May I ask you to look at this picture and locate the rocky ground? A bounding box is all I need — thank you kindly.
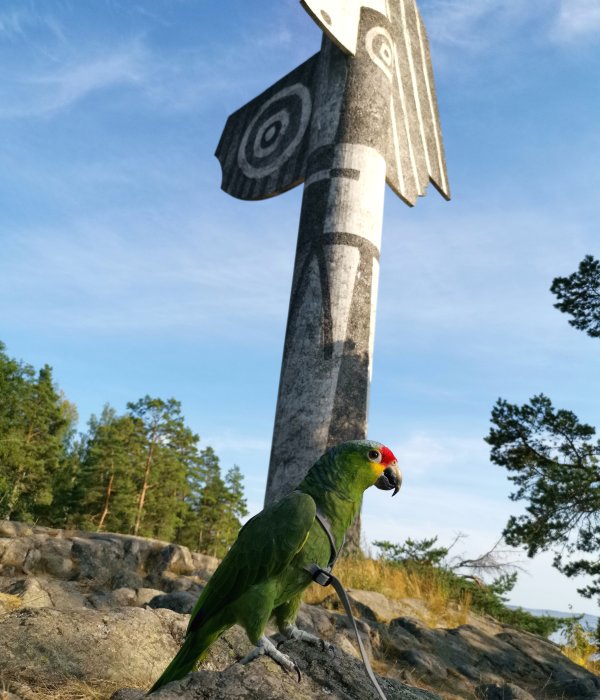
[0,521,598,700]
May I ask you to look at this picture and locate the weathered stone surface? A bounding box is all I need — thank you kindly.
[148,591,197,614]
[0,523,218,594]
[476,683,536,700]
[396,648,448,682]
[136,587,167,606]
[0,606,185,687]
[381,614,600,699]
[0,521,35,537]
[2,522,599,700]
[113,636,442,700]
[0,537,31,572]
[157,571,204,594]
[34,576,89,609]
[36,537,75,579]
[190,552,219,578]
[294,600,370,661]
[346,588,406,623]
[89,587,138,610]
[152,544,194,577]
[2,577,53,608]
[89,585,166,609]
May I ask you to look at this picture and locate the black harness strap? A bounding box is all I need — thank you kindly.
[314,509,341,569]
[305,509,389,700]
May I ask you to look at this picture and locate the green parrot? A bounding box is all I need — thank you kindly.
[148,439,401,694]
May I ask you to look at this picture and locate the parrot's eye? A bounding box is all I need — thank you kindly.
[368,449,382,462]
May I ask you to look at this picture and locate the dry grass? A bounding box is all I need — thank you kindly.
[0,593,23,616]
[302,557,471,628]
[0,677,145,700]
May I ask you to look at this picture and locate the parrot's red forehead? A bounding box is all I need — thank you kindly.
[380,446,397,464]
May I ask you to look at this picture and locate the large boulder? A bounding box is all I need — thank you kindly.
[476,683,536,700]
[0,522,219,592]
[148,591,198,614]
[346,588,407,623]
[382,615,600,699]
[112,633,444,700]
[2,577,53,608]
[0,606,185,689]
[1,523,599,700]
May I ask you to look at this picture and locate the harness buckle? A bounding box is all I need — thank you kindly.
[305,563,333,587]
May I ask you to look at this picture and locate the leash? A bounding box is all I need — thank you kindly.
[305,509,389,700]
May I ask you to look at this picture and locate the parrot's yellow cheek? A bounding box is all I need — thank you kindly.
[369,462,385,481]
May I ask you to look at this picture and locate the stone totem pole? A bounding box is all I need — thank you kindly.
[216,0,450,517]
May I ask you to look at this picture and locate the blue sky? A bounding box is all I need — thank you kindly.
[1,0,599,615]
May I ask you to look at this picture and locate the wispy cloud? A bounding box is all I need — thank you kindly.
[0,211,294,337]
[422,0,600,55]
[0,40,147,118]
[553,0,600,40]
[0,18,295,120]
[0,7,65,43]
[421,0,547,50]
[0,8,30,38]
[30,46,146,114]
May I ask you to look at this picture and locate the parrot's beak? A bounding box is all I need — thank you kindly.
[375,461,402,496]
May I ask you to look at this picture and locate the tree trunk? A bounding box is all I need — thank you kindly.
[97,472,114,532]
[133,433,156,536]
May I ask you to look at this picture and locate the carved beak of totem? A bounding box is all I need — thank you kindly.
[375,461,402,496]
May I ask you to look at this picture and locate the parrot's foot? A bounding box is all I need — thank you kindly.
[239,636,302,682]
[280,624,335,654]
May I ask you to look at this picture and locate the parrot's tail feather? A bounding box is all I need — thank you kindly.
[147,627,216,695]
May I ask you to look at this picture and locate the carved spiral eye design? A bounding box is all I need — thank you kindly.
[237,84,312,179]
[365,26,395,82]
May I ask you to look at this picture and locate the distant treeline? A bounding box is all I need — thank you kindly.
[0,341,247,557]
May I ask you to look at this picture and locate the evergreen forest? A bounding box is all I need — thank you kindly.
[0,341,247,558]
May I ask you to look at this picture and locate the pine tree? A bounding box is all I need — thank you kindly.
[220,464,248,547]
[486,395,600,597]
[488,255,600,596]
[176,448,248,557]
[126,396,200,541]
[0,341,250,553]
[70,406,145,533]
[0,345,74,522]
[36,394,79,527]
[551,255,600,338]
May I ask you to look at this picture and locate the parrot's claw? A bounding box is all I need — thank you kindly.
[284,661,302,683]
[240,636,301,682]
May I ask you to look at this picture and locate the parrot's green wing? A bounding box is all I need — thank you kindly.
[187,491,316,630]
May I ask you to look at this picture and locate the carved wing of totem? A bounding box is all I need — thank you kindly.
[215,55,319,201]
